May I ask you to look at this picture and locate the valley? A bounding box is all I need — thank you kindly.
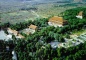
[0,0,86,60]
[0,0,86,24]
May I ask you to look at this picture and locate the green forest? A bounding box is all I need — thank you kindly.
[0,7,86,60]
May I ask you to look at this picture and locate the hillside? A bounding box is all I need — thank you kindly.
[0,7,86,60]
[0,0,72,3]
[0,0,86,24]
[73,0,86,3]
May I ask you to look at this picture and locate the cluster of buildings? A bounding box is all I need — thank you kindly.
[4,11,83,39]
[46,11,84,48]
[21,24,38,35]
[48,11,83,27]
[7,28,25,39]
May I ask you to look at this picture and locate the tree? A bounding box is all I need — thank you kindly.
[65,34,70,39]
[58,36,65,42]
[54,33,59,40]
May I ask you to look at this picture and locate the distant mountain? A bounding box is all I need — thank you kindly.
[20,0,73,3]
[0,0,72,2]
[0,0,86,3]
[73,0,86,2]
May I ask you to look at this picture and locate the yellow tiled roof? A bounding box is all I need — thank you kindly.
[29,24,37,30]
[49,16,67,24]
[18,34,25,38]
[8,28,18,35]
[78,11,83,16]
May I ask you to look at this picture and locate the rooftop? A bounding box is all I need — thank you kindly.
[78,11,83,16]
[17,34,25,38]
[49,16,66,23]
[8,28,18,35]
[29,24,37,30]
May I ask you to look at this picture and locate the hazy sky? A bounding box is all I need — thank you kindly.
[0,0,85,1]
[0,0,71,3]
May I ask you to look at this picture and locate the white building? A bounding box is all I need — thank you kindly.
[7,28,24,39]
[0,30,7,40]
[7,28,18,36]
[6,35,12,41]
[28,24,37,34]
[16,34,24,39]
[76,11,83,19]
[12,50,17,60]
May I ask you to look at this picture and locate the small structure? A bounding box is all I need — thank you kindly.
[6,34,12,41]
[6,46,10,51]
[0,30,13,41]
[0,30,7,40]
[48,16,67,27]
[16,34,25,39]
[12,50,17,60]
[7,28,24,39]
[26,32,31,35]
[7,28,18,36]
[76,11,83,19]
[50,41,60,49]
[28,24,37,34]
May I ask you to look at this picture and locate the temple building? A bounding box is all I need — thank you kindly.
[76,11,83,19]
[28,24,38,34]
[48,16,68,27]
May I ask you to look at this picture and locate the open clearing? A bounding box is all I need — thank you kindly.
[0,10,37,24]
[0,2,86,24]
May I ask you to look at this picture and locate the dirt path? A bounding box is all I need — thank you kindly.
[31,10,40,18]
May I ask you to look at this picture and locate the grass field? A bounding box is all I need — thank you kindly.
[0,10,37,24]
[72,29,86,36]
[0,2,86,24]
[36,3,77,18]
